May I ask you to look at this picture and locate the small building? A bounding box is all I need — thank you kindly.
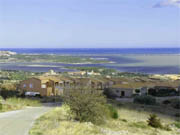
[106,84,134,98]
[44,70,57,76]
[87,70,101,76]
[19,76,64,96]
[68,71,86,76]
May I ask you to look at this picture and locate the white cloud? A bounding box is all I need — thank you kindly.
[154,0,180,8]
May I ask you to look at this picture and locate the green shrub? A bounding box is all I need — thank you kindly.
[147,114,162,128]
[121,119,127,122]
[134,95,156,105]
[0,89,19,99]
[174,113,180,117]
[162,100,171,105]
[64,87,108,125]
[171,99,180,109]
[174,121,180,129]
[0,103,2,110]
[107,104,119,119]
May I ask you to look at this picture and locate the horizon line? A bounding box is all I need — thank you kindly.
[0,47,180,49]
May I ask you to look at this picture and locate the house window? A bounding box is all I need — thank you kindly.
[29,84,33,88]
[121,91,125,97]
[23,84,26,88]
[41,84,46,88]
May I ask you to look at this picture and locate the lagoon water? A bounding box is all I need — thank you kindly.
[0,48,180,74]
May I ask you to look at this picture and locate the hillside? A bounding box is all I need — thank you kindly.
[29,103,180,135]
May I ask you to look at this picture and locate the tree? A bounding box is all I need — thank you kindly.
[63,87,108,124]
[147,114,162,128]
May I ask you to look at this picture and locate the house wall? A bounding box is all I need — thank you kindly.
[47,87,53,96]
[19,78,48,96]
[112,88,133,97]
[48,80,56,95]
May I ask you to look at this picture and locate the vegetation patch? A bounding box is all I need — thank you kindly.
[0,97,41,112]
[129,121,149,129]
[174,121,180,129]
[29,104,179,135]
[171,99,180,109]
[0,103,21,112]
[63,88,108,124]
[107,104,119,119]
[0,90,19,99]
[6,97,41,107]
[147,114,163,128]
[134,95,156,105]
[8,54,110,64]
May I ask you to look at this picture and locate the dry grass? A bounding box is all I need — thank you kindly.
[0,103,21,112]
[6,97,41,107]
[0,97,41,112]
[29,105,180,135]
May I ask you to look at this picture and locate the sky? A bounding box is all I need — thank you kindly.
[0,0,179,48]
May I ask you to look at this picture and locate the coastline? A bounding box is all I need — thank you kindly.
[0,49,179,74]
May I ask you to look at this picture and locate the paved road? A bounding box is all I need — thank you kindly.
[0,106,53,135]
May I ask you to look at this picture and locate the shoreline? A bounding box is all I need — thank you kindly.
[0,68,179,76]
[0,53,179,74]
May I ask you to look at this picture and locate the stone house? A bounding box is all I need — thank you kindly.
[106,84,134,98]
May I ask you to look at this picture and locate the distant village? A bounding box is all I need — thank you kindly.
[0,69,179,99]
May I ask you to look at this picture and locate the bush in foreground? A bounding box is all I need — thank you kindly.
[174,121,180,129]
[107,104,119,119]
[134,95,156,105]
[64,87,108,124]
[0,103,2,110]
[147,114,162,128]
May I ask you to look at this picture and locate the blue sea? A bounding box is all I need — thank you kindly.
[0,48,180,74]
[0,48,180,55]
